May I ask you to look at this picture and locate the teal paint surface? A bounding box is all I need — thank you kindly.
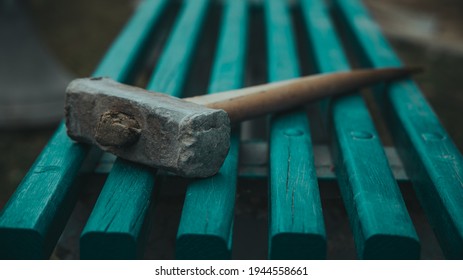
[266,0,326,260]
[301,0,419,259]
[0,0,169,259]
[0,124,88,259]
[333,0,463,259]
[176,0,247,260]
[80,159,155,259]
[146,0,210,97]
[80,0,210,259]
[93,0,170,81]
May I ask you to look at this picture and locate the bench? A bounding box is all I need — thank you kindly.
[1,0,462,260]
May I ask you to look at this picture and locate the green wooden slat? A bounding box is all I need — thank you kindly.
[80,0,210,259]
[301,0,419,259]
[333,0,463,259]
[93,0,170,81]
[80,159,154,259]
[0,0,168,260]
[266,0,326,260]
[176,0,247,260]
[147,0,210,97]
[0,124,87,260]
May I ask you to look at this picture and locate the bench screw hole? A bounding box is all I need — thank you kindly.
[351,131,374,140]
[422,132,445,141]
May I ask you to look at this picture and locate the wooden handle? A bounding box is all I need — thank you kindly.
[184,66,421,123]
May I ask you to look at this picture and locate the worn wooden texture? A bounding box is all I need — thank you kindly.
[266,0,326,260]
[80,159,155,259]
[176,0,247,260]
[301,0,419,259]
[0,125,87,259]
[333,0,463,259]
[80,0,210,259]
[0,0,168,260]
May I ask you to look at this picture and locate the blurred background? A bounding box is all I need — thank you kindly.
[0,0,135,207]
[0,0,462,258]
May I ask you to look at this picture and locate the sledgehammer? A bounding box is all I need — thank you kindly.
[65,67,420,177]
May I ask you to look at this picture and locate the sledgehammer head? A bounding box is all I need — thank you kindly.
[65,77,230,178]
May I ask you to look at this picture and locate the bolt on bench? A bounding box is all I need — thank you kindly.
[1,0,463,260]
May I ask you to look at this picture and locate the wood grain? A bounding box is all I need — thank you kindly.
[80,159,155,259]
[266,0,326,260]
[301,0,419,259]
[333,0,463,259]
[176,0,247,259]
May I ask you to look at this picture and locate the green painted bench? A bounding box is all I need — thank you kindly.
[1,0,462,260]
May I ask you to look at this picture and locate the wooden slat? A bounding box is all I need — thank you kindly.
[265,0,326,260]
[80,160,155,259]
[93,0,169,81]
[301,0,419,259]
[80,0,210,259]
[0,0,168,259]
[176,0,247,260]
[333,0,463,259]
[147,0,210,98]
[0,124,87,260]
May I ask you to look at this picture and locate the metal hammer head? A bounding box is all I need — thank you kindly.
[65,77,230,178]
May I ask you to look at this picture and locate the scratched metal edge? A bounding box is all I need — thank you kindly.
[332,0,463,259]
[266,0,326,260]
[176,0,247,260]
